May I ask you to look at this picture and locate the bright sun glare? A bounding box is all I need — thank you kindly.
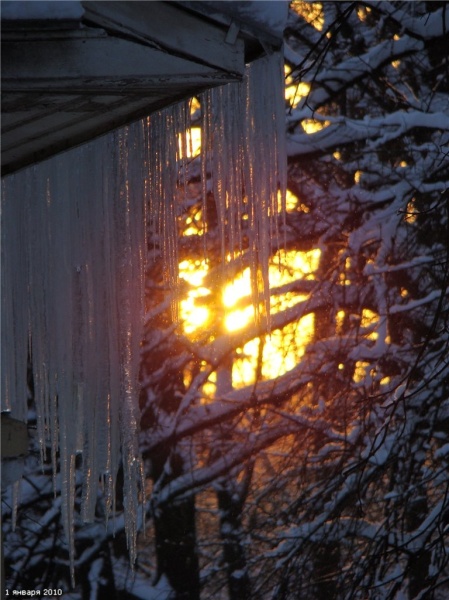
[177,78,385,392]
[179,223,321,388]
[179,260,210,334]
[177,91,324,391]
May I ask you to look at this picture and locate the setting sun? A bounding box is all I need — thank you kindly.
[179,259,210,334]
[178,245,321,388]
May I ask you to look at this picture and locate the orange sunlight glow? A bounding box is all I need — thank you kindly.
[179,259,210,334]
[220,248,321,386]
[291,2,324,31]
[178,127,201,160]
[285,64,311,110]
[179,246,321,387]
[302,119,331,134]
[174,99,322,390]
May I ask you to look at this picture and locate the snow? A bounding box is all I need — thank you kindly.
[390,289,444,314]
[229,1,289,37]
[366,1,449,39]
[292,35,424,113]
[1,1,84,20]
[192,1,289,38]
[435,443,449,459]
[287,110,449,157]
[129,573,174,600]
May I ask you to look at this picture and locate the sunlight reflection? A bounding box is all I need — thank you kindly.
[178,127,201,159]
[285,64,311,110]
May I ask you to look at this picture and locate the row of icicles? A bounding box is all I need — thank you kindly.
[1,51,286,583]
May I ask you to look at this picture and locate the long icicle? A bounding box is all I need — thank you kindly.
[1,47,286,580]
[197,51,287,328]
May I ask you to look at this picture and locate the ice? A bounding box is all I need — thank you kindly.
[147,51,286,326]
[1,126,148,571]
[1,47,286,573]
[1,175,29,420]
[196,51,287,327]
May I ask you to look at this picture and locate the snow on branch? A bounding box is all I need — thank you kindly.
[141,355,319,459]
[366,1,449,40]
[152,423,297,507]
[389,289,446,315]
[288,110,449,157]
[294,35,423,112]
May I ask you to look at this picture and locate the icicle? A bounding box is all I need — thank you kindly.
[1,174,29,420]
[200,92,212,261]
[197,51,287,328]
[1,119,149,573]
[148,103,193,320]
[1,41,286,580]
[11,480,21,531]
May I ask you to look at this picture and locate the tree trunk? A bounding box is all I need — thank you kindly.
[216,482,251,600]
[214,357,252,599]
[150,446,200,600]
[154,494,200,600]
